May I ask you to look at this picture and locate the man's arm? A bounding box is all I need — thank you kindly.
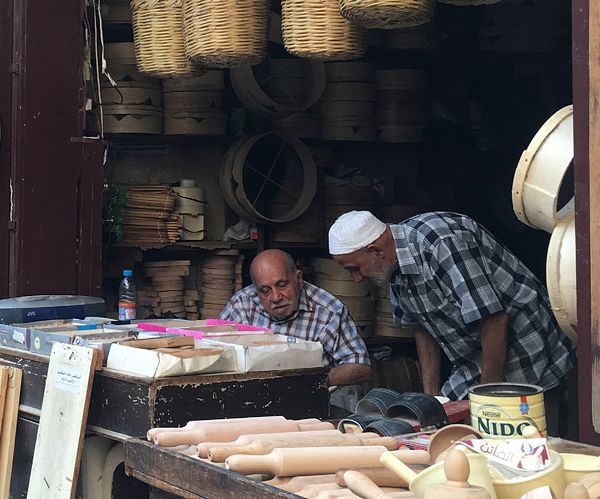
[328,363,372,386]
[480,311,508,384]
[415,327,441,395]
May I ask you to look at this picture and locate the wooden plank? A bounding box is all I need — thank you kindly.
[0,367,10,438]
[125,438,298,499]
[27,344,97,499]
[0,367,23,497]
[590,0,600,434]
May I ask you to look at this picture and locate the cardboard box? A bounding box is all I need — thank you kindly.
[194,334,324,373]
[0,323,30,351]
[106,336,227,378]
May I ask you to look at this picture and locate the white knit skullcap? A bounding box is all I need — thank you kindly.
[328,211,387,255]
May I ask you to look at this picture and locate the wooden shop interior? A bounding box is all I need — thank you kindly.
[1,0,600,498]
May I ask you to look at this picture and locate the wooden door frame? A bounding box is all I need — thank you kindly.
[572,0,600,444]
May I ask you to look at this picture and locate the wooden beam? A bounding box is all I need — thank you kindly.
[590,1,600,435]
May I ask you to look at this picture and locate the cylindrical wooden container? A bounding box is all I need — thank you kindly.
[131,0,201,77]
[281,0,367,61]
[182,0,270,68]
[103,105,162,134]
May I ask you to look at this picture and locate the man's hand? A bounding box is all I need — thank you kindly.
[328,364,373,386]
[415,327,441,395]
[480,311,508,384]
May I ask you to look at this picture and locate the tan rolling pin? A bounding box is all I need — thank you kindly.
[197,430,379,458]
[336,468,409,488]
[154,419,333,447]
[578,472,600,498]
[265,474,337,493]
[564,483,591,499]
[343,470,392,499]
[226,445,389,476]
[147,416,288,440]
[209,435,398,462]
[297,483,343,497]
[389,449,431,465]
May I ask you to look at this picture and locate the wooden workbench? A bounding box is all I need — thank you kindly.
[0,346,329,498]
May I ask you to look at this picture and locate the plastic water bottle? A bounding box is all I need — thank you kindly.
[118,269,137,321]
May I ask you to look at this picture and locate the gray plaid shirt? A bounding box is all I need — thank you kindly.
[218,282,371,367]
[389,212,575,400]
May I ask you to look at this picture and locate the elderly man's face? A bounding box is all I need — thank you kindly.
[253,262,303,321]
[334,249,395,287]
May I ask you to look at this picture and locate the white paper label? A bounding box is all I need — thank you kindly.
[54,364,83,393]
[12,331,25,343]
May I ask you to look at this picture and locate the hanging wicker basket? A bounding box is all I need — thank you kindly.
[339,0,435,29]
[131,0,201,77]
[182,0,270,68]
[439,0,499,4]
[281,0,367,61]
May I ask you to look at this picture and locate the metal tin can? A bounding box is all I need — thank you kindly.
[469,383,547,438]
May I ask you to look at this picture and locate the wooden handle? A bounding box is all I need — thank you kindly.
[147,415,287,440]
[209,434,397,462]
[380,451,417,485]
[389,449,431,465]
[298,422,336,431]
[343,470,390,499]
[367,437,398,450]
[155,419,302,447]
[228,446,389,476]
[197,430,344,458]
[336,468,408,488]
[208,442,262,462]
[564,483,590,499]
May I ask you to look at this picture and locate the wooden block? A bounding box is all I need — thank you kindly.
[144,260,192,268]
[0,367,22,498]
[27,344,97,499]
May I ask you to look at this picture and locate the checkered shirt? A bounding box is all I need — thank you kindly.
[389,212,575,400]
[218,281,371,367]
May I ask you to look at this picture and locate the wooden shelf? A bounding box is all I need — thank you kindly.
[108,240,258,251]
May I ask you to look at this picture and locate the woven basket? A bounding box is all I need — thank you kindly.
[339,0,435,29]
[440,0,499,4]
[281,0,367,61]
[182,0,270,68]
[131,0,200,77]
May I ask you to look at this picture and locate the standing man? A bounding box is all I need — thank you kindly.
[328,211,575,430]
[218,249,372,386]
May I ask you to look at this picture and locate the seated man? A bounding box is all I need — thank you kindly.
[218,249,372,386]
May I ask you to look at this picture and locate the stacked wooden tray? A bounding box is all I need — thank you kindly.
[102,48,163,134]
[198,251,244,319]
[162,71,228,135]
[143,260,192,318]
[120,185,180,245]
[319,62,377,141]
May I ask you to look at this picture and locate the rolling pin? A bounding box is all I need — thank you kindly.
[336,468,409,488]
[154,419,333,447]
[209,435,398,462]
[197,431,379,458]
[226,446,389,476]
[343,470,392,499]
[578,472,600,498]
[297,483,343,498]
[389,450,431,465]
[147,416,288,440]
[564,483,590,499]
[265,474,337,493]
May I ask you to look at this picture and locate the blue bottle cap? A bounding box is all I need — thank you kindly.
[123,269,133,277]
